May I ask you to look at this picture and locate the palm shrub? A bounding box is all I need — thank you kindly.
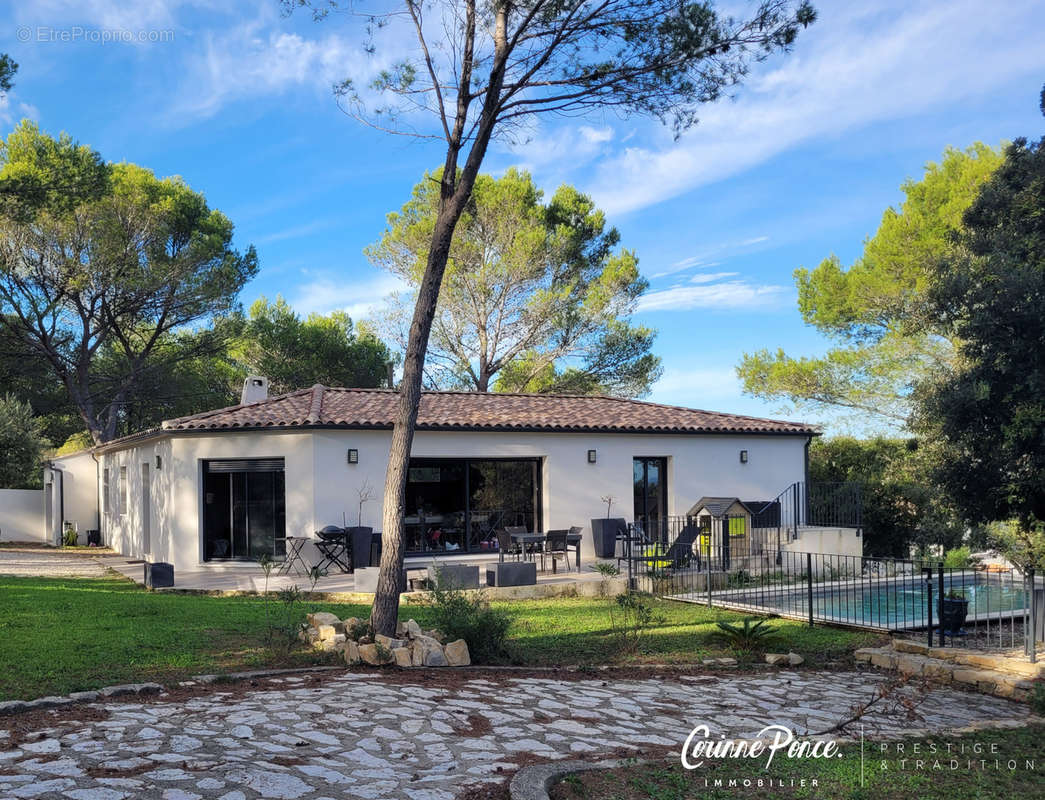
[710,617,778,653]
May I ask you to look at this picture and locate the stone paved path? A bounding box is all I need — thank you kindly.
[0,671,1036,799]
[0,550,109,578]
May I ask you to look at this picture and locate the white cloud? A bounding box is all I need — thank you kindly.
[173,25,378,119]
[0,93,40,127]
[582,0,1045,215]
[637,280,788,312]
[689,271,738,284]
[291,272,408,321]
[15,0,187,32]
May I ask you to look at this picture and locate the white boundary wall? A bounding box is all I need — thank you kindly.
[0,489,44,543]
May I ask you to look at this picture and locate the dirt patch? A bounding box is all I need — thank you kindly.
[86,761,162,779]
[452,712,494,738]
[1,704,110,747]
[456,779,511,800]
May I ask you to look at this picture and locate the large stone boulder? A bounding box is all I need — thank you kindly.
[307,612,341,628]
[375,634,406,651]
[403,619,422,638]
[359,643,393,666]
[411,635,448,667]
[392,647,413,668]
[765,653,789,666]
[444,639,470,667]
[787,652,804,666]
[317,623,345,641]
[343,640,361,665]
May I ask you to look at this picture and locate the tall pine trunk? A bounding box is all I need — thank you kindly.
[370,202,464,634]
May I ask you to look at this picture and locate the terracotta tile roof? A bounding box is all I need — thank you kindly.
[159,386,817,436]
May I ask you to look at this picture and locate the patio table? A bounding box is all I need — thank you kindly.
[509,531,582,571]
[277,536,311,576]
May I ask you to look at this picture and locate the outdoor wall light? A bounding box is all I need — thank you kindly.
[347,449,359,464]
[587,449,597,464]
[739,450,748,463]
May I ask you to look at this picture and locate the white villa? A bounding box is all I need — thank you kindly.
[44,378,844,573]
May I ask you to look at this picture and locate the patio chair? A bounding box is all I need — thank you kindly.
[496,529,522,561]
[504,524,532,559]
[542,529,572,574]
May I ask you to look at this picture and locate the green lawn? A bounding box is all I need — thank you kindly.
[549,725,1045,799]
[0,574,880,701]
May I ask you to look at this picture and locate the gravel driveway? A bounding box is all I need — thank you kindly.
[0,548,110,578]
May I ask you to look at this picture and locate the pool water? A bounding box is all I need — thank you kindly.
[708,573,1027,630]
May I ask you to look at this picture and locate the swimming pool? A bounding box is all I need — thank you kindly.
[673,571,1027,631]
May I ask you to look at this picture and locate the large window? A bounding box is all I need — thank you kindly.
[202,459,286,561]
[119,466,128,516]
[633,457,667,540]
[405,458,540,555]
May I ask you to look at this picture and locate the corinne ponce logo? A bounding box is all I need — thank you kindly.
[681,724,842,771]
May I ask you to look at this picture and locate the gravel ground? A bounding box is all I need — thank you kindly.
[0,548,111,578]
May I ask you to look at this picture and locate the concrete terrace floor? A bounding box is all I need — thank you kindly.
[105,557,611,595]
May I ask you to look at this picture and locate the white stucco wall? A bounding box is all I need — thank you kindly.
[48,450,99,545]
[315,428,809,561]
[783,526,863,561]
[79,426,809,571]
[0,489,45,543]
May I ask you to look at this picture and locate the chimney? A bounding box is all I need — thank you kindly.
[386,361,395,389]
[241,376,269,405]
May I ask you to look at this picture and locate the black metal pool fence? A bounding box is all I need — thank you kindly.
[623,515,1040,661]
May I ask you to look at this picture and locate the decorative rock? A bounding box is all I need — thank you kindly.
[403,619,422,638]
[423,629,445,643]
[307,612,341,628]
[411,635,448,667]
[765,653,789,666]
[299,627,318,643]
[701,657,738,668]
[375,634,406,651]
[342,616,361,631]
[787,652,804,666]
[343,640,361,665]
[444,639,470,667]
[317,623,345,641]
[359,644,393,666]
[392,647,413,668]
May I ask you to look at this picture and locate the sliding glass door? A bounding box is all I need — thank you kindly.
[203,459,286,561]
[404,458,541,555]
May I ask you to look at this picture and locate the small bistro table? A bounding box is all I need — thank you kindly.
[278,535,311,576]
[507,531,582,571]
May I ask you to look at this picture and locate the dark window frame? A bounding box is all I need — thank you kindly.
[404,456,543,556]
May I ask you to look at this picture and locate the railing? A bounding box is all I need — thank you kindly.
[751,482,862,540]
[624,516,1038,660]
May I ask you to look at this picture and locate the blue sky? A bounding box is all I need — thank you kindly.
[4,0,1045,432]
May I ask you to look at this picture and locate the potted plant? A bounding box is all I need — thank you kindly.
[940,589,970,635]
[347,479,376,570]
[590,495,625,559]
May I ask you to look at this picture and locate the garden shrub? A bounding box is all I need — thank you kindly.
[421,578,513,663]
